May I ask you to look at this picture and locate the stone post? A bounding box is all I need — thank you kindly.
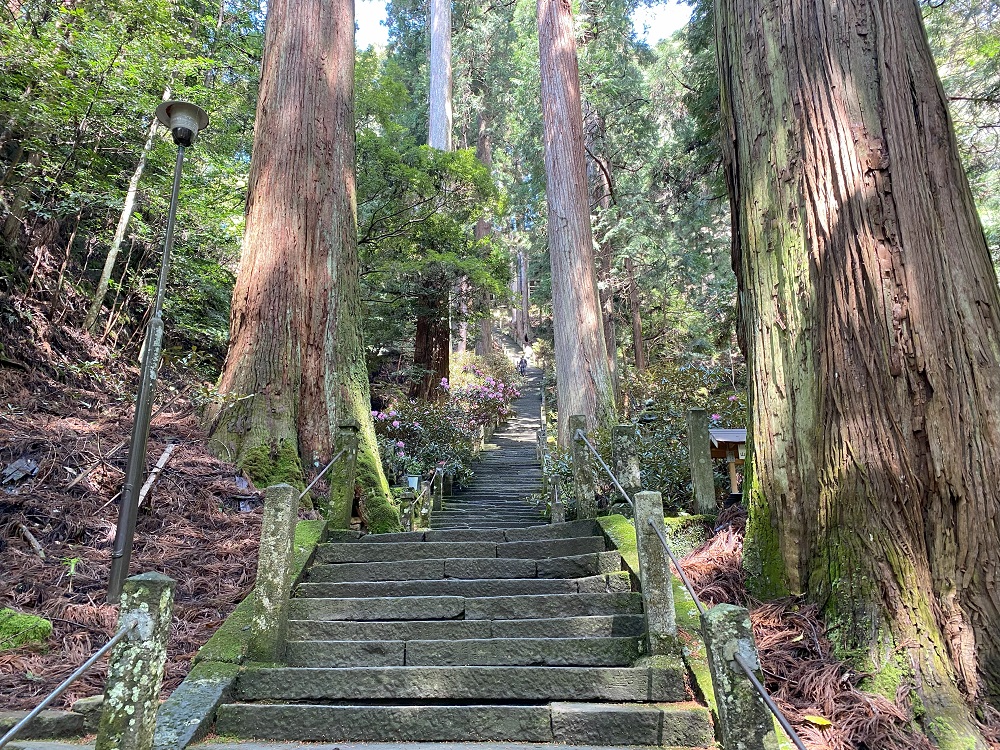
[570,415,597,519]
[612,424,642,501]
[433,469,444,511]
[418,480,432,530]
[550,477,565,524]
[401,492,415,532]
[329,422,359,529]
[247,484,298,662]
[687,408,716,514]
[633,491,677,654]
[96,572,175,750]
[701,604,780,750]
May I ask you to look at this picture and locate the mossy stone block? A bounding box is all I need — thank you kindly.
[0,609,53,650]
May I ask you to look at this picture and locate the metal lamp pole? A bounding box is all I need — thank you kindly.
[108,101,209,604]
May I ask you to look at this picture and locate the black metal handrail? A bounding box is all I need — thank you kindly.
[646,517,808,750]
[573,429,635,508]
[299,447,347,501]
[734,652,809,750]
[0,621,136,749]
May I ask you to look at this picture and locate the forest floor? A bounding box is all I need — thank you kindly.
[0,290,266,711]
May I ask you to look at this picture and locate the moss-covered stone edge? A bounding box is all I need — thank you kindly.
[0,608,53,651]
[152,660,240,750]
[193,519,326,666]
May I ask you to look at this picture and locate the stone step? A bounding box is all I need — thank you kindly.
[235,663,687,702]
[214,702,712,745]
[286,614,646,641]
[288,593,643,621]
[295,574,629,599]
[284,636,643,667]
[315,537,606,564]
[307,551,621,582]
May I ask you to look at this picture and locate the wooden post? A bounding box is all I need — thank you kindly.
[687,408,716,514]
[633,491,677,654]
[727,451,740,494]
[570,415,597,519]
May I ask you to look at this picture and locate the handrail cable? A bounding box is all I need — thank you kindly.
[647,516,706,616]
[734,652,809,750]
[0,621,137,750]
[299,448,347,501]
[573,429,634,508]
[646,517,808,750]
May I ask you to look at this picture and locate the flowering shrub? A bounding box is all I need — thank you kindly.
[372,353,522,486]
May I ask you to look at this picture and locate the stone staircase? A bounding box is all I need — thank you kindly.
[212,520,714,747]
[431,368,546,529]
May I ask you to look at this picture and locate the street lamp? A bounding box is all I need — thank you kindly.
[108,101,209,604]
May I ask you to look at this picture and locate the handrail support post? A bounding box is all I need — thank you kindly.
[633,490,677,654]
[570,415,598,519]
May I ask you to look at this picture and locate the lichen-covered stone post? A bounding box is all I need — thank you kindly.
[418,480,432,530]
[701,604,780,750]
[570,415,597,519]
[400,489,415,531]
[687,408,716,514]
[612,424,642,501]
[246,483,298,663]
[330,422,360,529]
[633,491,677,654]
[551,477,565,524]
[95,572,175,750]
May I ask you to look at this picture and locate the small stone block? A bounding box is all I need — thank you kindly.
[70,695,103,732]
[658,703,716,747]
[551,702,660,745]
[0,711,84,740]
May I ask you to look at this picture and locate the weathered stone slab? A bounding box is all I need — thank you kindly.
[490,615,645,639]
[576,573,632,594]
[235,666,653,702]
[286,640,404,667]
[288,596,465,621]
[296,578,578,599]
[659,703,715,747]
[423,529,507,542]
[496,537,605,559]
[443,558,536,579]
[325,530,362,542]
[464,593,642,620]
[535,551,621,578]
[551,703,660,746]
[152,661,238,750]
[214,704,552,743]
[316,542,496,563]
[360,531,425,543]
[70,696,103,733]
[0,711,84,740]
[404,637,642,667]
[307,559,445,583]
[287,619,492,642]
[639,654,691,702]
[502,520,599,541]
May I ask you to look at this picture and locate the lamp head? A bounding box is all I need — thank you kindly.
[155,101,210,147]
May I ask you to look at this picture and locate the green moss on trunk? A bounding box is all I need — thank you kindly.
[241,440,304,490]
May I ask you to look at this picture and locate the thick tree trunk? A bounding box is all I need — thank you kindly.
[590,147,618,400]
[625,256,645,371]
[85,88,169,333]
[409,291,450,401]
[537,0,616,445]
[206,0,395,528]
[718,0,1000,738]
[428,0,452,152]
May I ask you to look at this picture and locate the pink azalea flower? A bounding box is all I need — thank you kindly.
[392,420,401,428]
[711,413,722,421]
[396,441,405,448]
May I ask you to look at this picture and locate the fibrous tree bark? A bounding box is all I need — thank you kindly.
[206,0,397,530]
[85,87,170,333]
[537,0,616,445]
[625,256,645,371]
[473,111,494,357]
[718,0,1000,739]
[411,0,452,400]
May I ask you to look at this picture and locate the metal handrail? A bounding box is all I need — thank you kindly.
[299,448,348,501]
[646,517,808,750]
[0,621,136,749]
[573,429,634,508]
[734,652,809,750]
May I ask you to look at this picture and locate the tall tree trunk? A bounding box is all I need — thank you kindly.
[537,0,616,446]
[206,0,396,529]
[1,151,40,268]
[718,0,1000,739]
[589,145,618,400]
[85,88,169,333]
[474,112,494,357]
[625,256,645,371]
[412,0,452,398]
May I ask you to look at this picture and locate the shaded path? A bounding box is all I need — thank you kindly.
[430,368,546,529]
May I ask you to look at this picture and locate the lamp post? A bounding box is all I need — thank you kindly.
[108,101,209,604]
